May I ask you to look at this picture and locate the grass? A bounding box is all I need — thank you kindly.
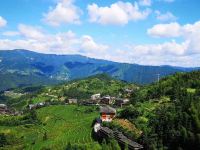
[0,105,100,150]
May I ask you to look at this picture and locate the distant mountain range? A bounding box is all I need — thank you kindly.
[0,49,199,91]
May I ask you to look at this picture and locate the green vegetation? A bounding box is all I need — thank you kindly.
[0,72,60,91]
[3,74,136,110]
[58,74,136,99]
[1,49,196,91]
[119,71,200,149]
[0,105,100,149]
[1,71,200,150]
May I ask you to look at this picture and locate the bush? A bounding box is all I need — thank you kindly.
[0,133,7,147]
[119,106,141,119]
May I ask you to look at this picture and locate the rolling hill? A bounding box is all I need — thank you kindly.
[3,74,136,109]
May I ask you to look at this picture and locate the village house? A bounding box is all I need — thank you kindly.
[124,88,133,93]
[28,104,37,110]
[91,93,101,100]
[28,102,46,110]
[68,98,78,104]
[115,98,130,108]
[38,102,45,107]
[81,100,99,106]
[0,104,8,114]
[100,106,116,122]
[100,95,113,105]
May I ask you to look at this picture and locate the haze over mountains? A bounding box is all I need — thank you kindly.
[0,49,199,91]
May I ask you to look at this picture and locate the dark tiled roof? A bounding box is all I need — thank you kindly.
[99,127,143,149]
[100,106,116,113]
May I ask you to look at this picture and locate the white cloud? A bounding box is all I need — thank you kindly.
[18,24,45,40]
[155,11,177,22]
[0,24,109,60]
[43,0,82,26]
[81,35,108,52]
[147,21,200,55]
[147,22,181,38]
[0,20,200,67]
[121,20,198,66]
[130,54,197,67]
[111,40,198,67]
[129,40,187,56]
[87,1,151,25]
[0,16,7,27]
[139,0,152,6]
[182,21,200,54]
[2,31,20,37]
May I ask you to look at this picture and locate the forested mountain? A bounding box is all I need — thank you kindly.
[0,49,198,91]
[123,71,200,149]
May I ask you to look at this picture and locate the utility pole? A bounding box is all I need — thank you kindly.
[157,74,160,82]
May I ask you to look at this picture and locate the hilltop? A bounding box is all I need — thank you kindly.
[2,74,137,110]
[119,71,200,149]
[0,49,198,91]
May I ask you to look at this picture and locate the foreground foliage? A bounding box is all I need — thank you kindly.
[122,71,200,149]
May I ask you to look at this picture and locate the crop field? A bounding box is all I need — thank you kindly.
[0,105,100,150]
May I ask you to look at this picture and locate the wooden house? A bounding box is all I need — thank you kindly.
[100,95,113,105]
[91,93,101,100]
[100,106,116,122]
[68,99,78,104]
[115,98,130,107]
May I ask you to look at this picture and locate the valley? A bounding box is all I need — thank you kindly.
[0,71,200,149]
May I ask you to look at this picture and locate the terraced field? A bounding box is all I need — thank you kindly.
[0,105,101,150]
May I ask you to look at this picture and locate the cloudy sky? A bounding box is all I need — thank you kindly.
[0,0,199,67]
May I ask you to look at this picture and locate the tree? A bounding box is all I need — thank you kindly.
[43,132,48,141]
[0,133,7,147]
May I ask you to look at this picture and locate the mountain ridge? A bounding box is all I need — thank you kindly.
[0,49,199,91]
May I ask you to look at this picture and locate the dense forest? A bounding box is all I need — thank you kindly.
[121,71,200,149]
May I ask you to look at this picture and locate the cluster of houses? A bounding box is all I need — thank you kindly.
[88,93,130,107]
[28,102,47,110]
[28,98,78,110]
[0,104,21,115]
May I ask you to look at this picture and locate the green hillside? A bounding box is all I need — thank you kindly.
[0,105,100,149]
[1,72,200,150]
[4,74,137,110]
[0,73,60,91]
[119,71,200,149]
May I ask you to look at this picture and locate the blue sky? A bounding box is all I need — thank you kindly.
[0,0,200,67]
